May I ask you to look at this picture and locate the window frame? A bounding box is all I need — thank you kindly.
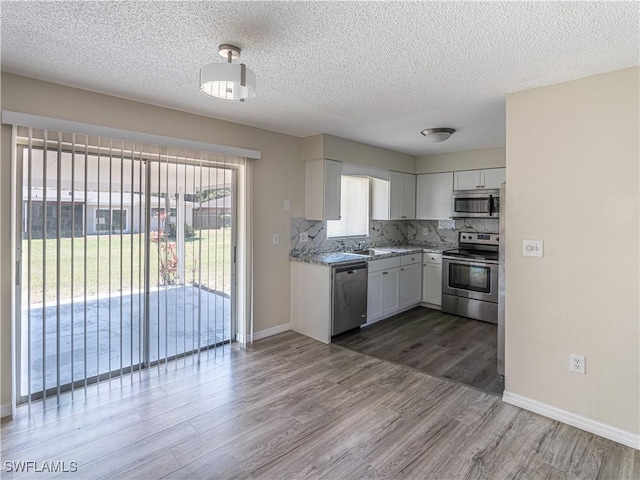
[326,175,370,239]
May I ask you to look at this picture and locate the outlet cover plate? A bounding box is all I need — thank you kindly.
[272,233,280,245]
[570,354,586,374]
[299,232,309,243]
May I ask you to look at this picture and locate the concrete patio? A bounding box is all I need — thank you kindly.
[20,285,231,396]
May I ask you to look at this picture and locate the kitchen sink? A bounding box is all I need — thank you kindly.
[352,248,392,256]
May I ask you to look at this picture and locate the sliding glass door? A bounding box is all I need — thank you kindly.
[16,129,235,406]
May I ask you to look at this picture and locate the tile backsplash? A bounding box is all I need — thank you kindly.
[290,217,499,256]
[290,218,405,256]
[405,218,499,246]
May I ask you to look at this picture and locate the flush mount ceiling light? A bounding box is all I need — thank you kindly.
[421,127,456,142]
[200,44,256,102]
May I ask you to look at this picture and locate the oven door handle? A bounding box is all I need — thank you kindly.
[489,194,494,216]
[443,257,498,267]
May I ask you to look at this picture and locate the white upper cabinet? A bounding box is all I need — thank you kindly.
[454,168,505,190]
[416,172,453,220]
[372,171,416,220]
[482,168,506,189]
[305,159,342,220]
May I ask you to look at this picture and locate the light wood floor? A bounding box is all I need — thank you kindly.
[1,331,638,479]
[334,307,505,396]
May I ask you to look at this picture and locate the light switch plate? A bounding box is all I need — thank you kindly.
[273,234,280,245]
[299,232,309,243]
[283,199,290,211]
[523,240,543,257]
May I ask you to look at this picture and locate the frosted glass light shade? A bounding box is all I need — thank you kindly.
[421,127,456,142]
[200,62,256,101]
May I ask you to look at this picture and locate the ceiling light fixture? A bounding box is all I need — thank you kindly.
[421,127,456,142]
[200,44,256,102]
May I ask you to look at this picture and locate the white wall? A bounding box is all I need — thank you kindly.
[505,67,639,438]
[416,147,505,174]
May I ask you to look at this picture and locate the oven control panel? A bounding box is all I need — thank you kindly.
[459,232,499,245]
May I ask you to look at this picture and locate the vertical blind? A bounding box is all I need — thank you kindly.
[16,126,243,408]
[327,175,370,238]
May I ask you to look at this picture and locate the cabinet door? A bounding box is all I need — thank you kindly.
[324,160,342,220]
[481,168,506,190]
[454,170,482,190]
[367,271,384,323]
[416,172,453,219]
[305,159,341,220]
[399,262,422,309]
[422,263,443,306]
[381,268,400,316]
[388,171,404,220]
[401,173,416,220]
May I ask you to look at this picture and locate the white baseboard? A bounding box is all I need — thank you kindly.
[503,391,640,450]
[253,323,291,342]
[419,302,441,310]
[1,403,12,419]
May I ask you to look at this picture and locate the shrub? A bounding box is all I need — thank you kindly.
[167,222,196,239]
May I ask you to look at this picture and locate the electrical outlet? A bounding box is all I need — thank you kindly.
[423,228,429,236]
[570,354,586,375]
[299,232,309,243]
[272,233,280,245]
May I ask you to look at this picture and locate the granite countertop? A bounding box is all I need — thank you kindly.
[290,244,455,266]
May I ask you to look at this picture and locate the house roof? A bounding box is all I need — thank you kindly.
[22,187,194,207]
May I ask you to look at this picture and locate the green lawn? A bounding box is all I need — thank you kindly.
[22,228,232,303]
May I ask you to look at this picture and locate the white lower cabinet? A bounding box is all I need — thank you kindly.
[381,269,401,316]
[399,262,422,309]
[367,268,400,324]
[422,253,443,307]
[367,253,422,324]
[367,270,384,322]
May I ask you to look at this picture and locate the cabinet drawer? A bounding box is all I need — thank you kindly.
[423,253,442,265]
[400,253,422,266]
[368,256,401,273]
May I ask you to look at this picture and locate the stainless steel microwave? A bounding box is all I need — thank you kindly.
[451,189,500,218]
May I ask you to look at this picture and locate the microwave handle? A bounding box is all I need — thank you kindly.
[489,195,494,216]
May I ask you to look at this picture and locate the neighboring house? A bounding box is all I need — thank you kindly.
[192,194,232,229]
[22,187,194,237]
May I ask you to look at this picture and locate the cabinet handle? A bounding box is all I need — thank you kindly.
[401,268,404,271]
[382,271,388,275]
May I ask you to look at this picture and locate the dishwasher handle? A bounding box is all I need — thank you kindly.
[333,262,368,274]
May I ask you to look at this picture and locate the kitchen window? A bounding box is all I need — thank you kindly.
[327,175,369,238]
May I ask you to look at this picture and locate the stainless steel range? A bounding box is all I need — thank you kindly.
[442,232,499,324]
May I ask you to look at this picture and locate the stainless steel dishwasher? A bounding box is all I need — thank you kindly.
[331,262,368,336]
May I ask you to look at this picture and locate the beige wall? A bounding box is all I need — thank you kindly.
[505,67,639,435]
[0,74,418,410]
[416,147,505,174]
[1,123,12,412]
[0,73,305,409]
[322,134,416,173]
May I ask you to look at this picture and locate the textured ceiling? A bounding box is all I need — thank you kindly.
[1,1,638,156]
